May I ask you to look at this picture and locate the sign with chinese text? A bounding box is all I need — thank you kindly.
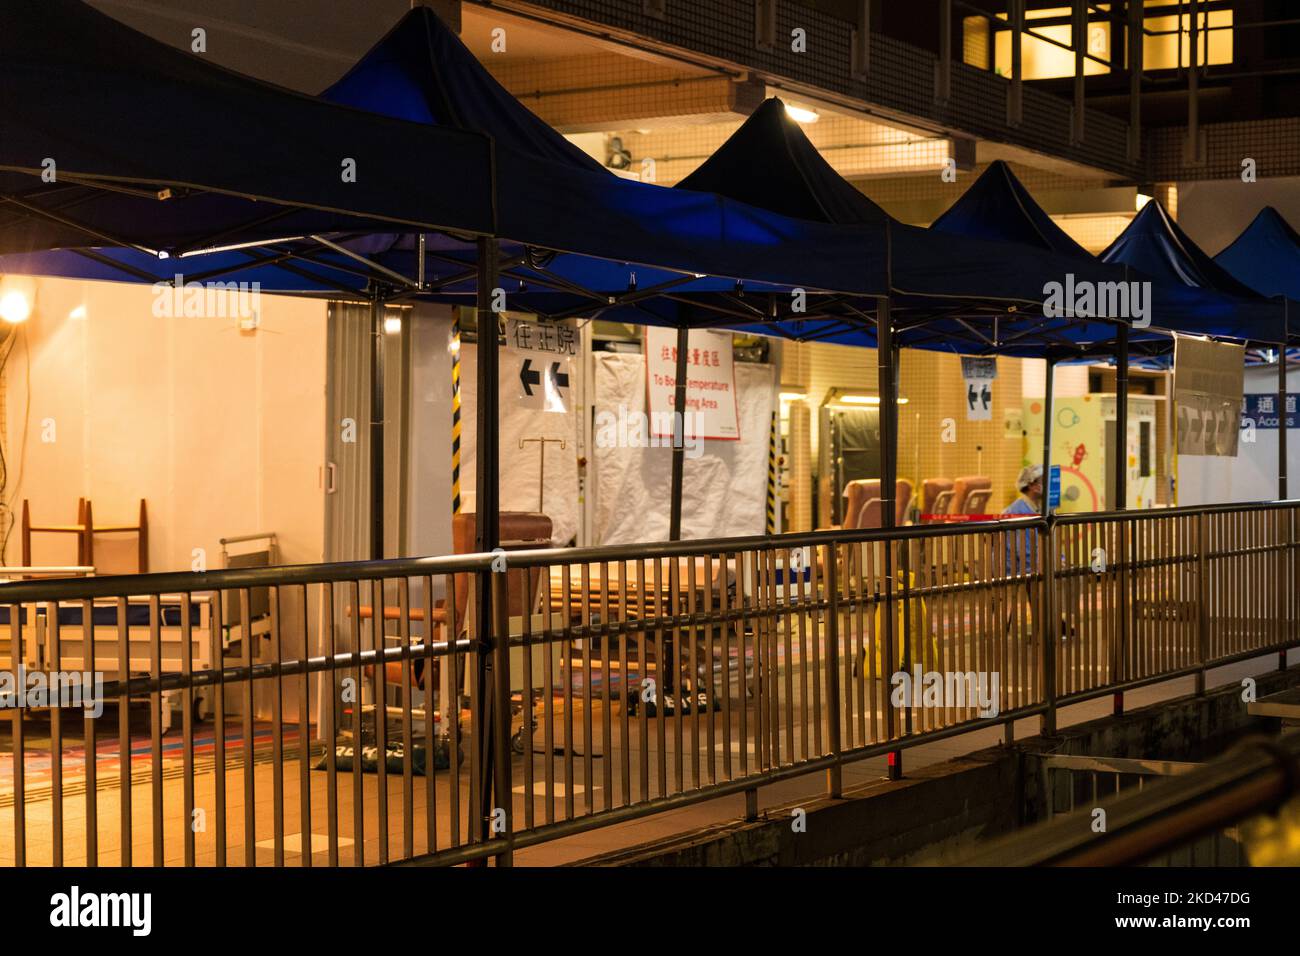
[644,327,739,440]
[505,316,577,413]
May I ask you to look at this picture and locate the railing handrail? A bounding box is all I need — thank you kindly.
[962,732,1300,866]
[0,498,1294,603]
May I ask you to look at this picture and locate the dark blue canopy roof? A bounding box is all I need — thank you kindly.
[931,160,1091,258]
[0,6,891,308]
[0,0,496,255]
[1099,201,1285,344]
[1215,207,1300,314]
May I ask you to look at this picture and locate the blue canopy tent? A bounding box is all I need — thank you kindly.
[0,0,497,255]
[676,101,1154,360]
[1214,206,1300,340]
[1214,206,1300,497]
[1101,200,1290,498]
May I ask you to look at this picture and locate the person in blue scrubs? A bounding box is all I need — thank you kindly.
[1003,464,1043,576]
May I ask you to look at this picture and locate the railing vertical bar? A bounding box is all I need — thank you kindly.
[721,551,735,780]
[601,560,613,809]
[324,580,339,866]
[580,562,594,814]
[84,596,98,867]
[298,584,312,868]
[825,543,842,798]
[636,557,650,802]
[399,576,414,861]
[736,552,749,779]
[670,556,684,791]
[562,565,575,818]
[269,586,284,867]
[446,572,461,849]
[180,592,194,867]
[149,594,163,866]
[687,556,700,789]
[490,569,513,866]
[211,592,226,867]
[349,580,364,864]
[239,587,255,866]
[782,547,795,763]
[808,546,822,756]
[522,567,536,827]
[421,575,435,856]
[618,559,631,804]
[372,578,389,863]
[12,604,26,867]
[543,564,557,822]
[655,556,665,796]
[49,601,63,866]
[764,547,776,764]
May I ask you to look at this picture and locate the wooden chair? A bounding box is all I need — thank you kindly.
[84,499,149,572]
[21,498,90,567]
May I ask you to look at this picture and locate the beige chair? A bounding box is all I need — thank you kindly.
[963,487,993,516]
[852,480,913,529]
[841,479,880,530]
[895,479,914,526]
[920,478,954,522]
[950,475,992,516]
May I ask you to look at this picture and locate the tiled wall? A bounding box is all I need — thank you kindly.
[780,340,1029,519]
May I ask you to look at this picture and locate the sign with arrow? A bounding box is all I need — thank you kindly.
[961,356,995,421]
[506,316,576,413]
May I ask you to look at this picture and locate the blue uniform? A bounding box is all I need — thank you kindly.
[1002,496,1039,575]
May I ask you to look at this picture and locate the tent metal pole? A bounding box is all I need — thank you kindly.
[368,289,386,561]
[1042,358,1056,518]
[1114,320,1130,717]
[877,296,903,779]
[878,306,898,531]
[669,325,690,541]
[1279,345,1289,500]
[471,236,503,860]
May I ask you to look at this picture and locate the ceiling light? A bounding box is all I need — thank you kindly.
[784,104,820,124]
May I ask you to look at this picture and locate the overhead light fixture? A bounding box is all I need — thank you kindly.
[779,391,807,403]
[838,394,881,405]
[384,315,402,335]
[784,104,820,124]
[0,276,35,324]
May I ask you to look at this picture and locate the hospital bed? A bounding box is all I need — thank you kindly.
[0,536,278,732]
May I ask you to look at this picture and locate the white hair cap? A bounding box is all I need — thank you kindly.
[1017,464,1044,492]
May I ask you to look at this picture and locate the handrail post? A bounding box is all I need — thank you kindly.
[491,570,513,866]
[1041,520,1057,736]
[1196,512,1209,695]
[824,543,843,798]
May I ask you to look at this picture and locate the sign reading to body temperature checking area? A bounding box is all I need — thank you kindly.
[644,327,740,440]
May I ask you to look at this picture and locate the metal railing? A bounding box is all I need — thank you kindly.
[0,500,1296,866]
[963,733,1300,866]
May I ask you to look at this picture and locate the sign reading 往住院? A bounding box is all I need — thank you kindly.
[505,315,578,413]
[644,327,740,441]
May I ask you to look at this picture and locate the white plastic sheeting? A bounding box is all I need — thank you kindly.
[593,352,775,544]
[458,342,580,545]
